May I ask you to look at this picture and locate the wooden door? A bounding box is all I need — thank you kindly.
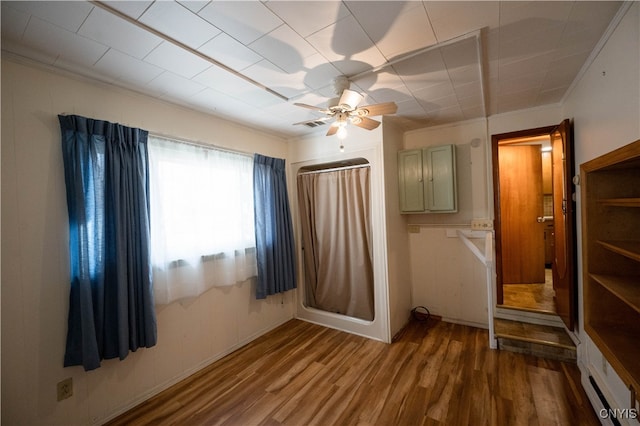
[551,119,576,330]
[498,145,545,284]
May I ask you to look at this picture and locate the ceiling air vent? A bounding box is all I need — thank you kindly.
[304,120,328,128]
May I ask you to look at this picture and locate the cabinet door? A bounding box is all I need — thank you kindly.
[424,145,457,212]
[398,149,425,212]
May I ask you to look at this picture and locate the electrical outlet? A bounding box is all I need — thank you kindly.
[407,225,420,234]
[57,377,73,401]
[471,219,493,230]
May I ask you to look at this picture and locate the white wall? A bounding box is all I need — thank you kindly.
[381,118,412,338]
[1,58,295,425]
[562,2,640,420]
[402,118,492,328]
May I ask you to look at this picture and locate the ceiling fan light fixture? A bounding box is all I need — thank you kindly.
[336,125,348,140]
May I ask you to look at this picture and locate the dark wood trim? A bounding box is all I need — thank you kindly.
[492,125,556,305]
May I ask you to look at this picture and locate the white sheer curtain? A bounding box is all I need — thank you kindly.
[148,136,256,305]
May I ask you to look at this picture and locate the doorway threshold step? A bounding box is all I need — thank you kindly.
[494,318,576,363]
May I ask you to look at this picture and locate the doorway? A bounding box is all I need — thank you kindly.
[492,120,576,330]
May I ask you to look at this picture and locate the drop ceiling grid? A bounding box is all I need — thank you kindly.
[0,0,626,138]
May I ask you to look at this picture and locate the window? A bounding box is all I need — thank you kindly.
[148,136,256,304]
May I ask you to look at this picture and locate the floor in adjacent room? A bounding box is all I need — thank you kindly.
[502,268,557,313]
[107,317,598,426]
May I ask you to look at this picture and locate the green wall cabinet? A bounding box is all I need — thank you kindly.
[398,144,457,213]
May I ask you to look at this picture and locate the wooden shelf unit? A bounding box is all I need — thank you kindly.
[581,139,640,407]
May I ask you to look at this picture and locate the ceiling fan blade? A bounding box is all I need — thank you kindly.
[326,124,339,136]
[337,89,364,110]
[354,102,398,117]
[294,102,329,113]
[351,116,381,130]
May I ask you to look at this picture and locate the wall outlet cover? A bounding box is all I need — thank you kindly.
[57,377,73,401]
[471,219,493,230]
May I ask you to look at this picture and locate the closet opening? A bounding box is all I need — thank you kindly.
[296,158,374,322]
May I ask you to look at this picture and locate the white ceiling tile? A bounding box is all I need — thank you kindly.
[497,52,554,81]
[563,1,622,36]
[197,1,283,45]
[306,14,387,76]
[297,53,343,90]
[499,1,573,40]
[396,98,427,118]
[144,42,212,79]
[249,25,317,74]
[426,1,500,42]
[2,0,622,137]
[102,1,152,19]
[79,7,162,59]
[292,90,335,106]
[0,38,57,65]
[23,17,108,67]
[441,37,479,70]
[430,105,464,123]
[499,27,564,66]
[147,71,207,100]
[242,60,309,99]
[498,72,545,95]
[188,87,238,113]
[197,33,263,72]
[554,27,606,58]
[191,73,284,109]
[93,49,164,86]
[462,105,486,120]
[264,99,319,120]
[539,69,575,92]
[177,1,210,14]
[453,81,483,100]
[1,3,30,41]
[352,68,404,91]
[347,1,436,59]
[192,65,259,95]
[363,86,414,105]
[535,87,566,105]
[139,2,221,49]
[547,51,589,74]
[448,64,482,86]
[497,87,538,110]
[5,0,94,32]
[393,50,448,92]
[266,1,350,38]
[417,92,459,111]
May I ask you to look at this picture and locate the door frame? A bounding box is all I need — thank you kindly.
[492,124,560,305]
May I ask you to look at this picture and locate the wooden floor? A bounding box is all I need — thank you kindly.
[502,269,557,313]
[108,318,599,426]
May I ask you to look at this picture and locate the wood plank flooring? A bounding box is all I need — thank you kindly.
[503,269,557,313]
[107,318,599,426]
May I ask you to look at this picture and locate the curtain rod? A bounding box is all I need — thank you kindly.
[149,132,254,158]
[297,164,370,176]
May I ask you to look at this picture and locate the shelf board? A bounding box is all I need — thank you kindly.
[597,198,640,207]
[590,274,640,314]
[586,324,640,397]
[597,240,640,262]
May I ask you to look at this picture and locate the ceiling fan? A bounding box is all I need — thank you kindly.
[293,76,398,138]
